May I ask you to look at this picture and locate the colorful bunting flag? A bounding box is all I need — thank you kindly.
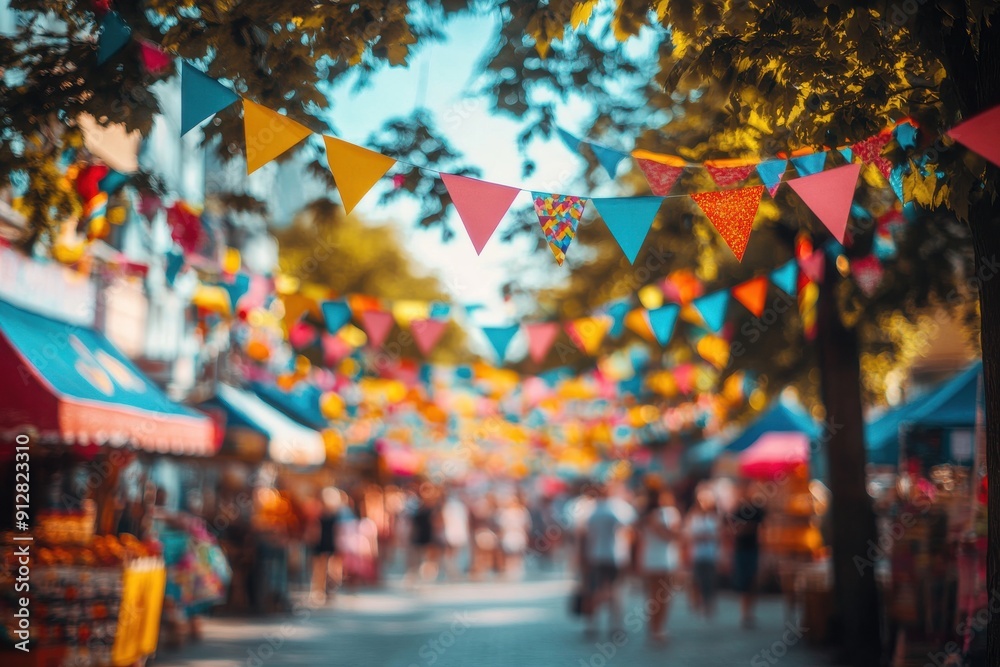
[593,196,663,264]
[839,147,854,162]
[525,322,560,364]
[221,273,251,312]
[242,100,313,174]
[732,276,769,317]
[322,333,354,365]
[770,260,799,296]
[564,317,611,355]
[895,123,918,150]
[636,159,684,196]
[139,40,171,74]
[591,144,629,178]
[646,304,680,346]
[482,325,520,362]
[696,334,731,370]
[443,174,521,254]
[852,133,893,179]
[705,162,756,188]
[889,164,907,202]
[947,106,1000,167]
[556,128,582,152]
[392,300,431,328]
[690,185,764,261]
[799,249,826,283]
[360,309,395,349]
[289,320,318,350]
[605,300,631,339]
[320,299,353,335]
[692,290,730,333]
[851,255,884,297]
[787,163,862,244]
[624,308,655,342]
[97,12,131,64]
[790,151,828,177]
[323,136,396,214]
[181,63,241,135]
[756,159,787,197]
[411,318,448,356]
[532,192,586,265]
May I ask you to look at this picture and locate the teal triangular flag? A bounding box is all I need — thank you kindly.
[770,260,798,296]
[894,123,917,150]
[839,147,853,162]
[692,290,730,333]
[790,151,828,176]
[756,159,788,196]
[97,12,131,64]
[181,62,241,135]
[590,143,628,178]
[605,300,631,339]
[222,273,251,311]
[429,302,451,320]
[321,300,353,335]
[647,304,680,346]
[482,325,520,361]
[557,128,581,152]
[593,196,664,263]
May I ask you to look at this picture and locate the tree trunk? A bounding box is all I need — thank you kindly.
[816,261,882,667]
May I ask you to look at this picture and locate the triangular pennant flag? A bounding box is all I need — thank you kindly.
[525,322,560,364]
[799,250,826,283]
[564,317,611,355]
[851,255,884,297]
[557,127,582,152]
[242,99,313,174]
[605,300,631,339]
[787,163,862,244]
[411,318,448,356]
[646,304,680,346]
[624,308,655,342]
[851,133,893,180]
[770,260,799,297]
[889,164,907,202]
[323,136,396,214]
[895,123,918,150]
[181,63,240,135]
[705,163,756,188]
[289,320,319,350]
[97,12,131,64]
[139,40,172,74]
[636,159,684,196]
[360,309,395,349]
[221,273,251,312]
[696,334,731,370]
[392,300,431,328]
[839,147,853,162]
[692,290,730,333]
[590,143,628,178]
[532,192,586,265]
[322,333,354,366]
[482,325,520,362]
[320,299,353,335]
[593,196,663,264]
[790,151,828,177]
[690,185,764,261]
[756,159,787,197]
[442,174,520,254]
[732,276,769,317]
[429,302,451,320]
[948,106,1000,167]
[673,363,696,395]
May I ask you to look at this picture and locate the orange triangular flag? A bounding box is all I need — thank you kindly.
[564,317,611,355]
[732,276,769,317]
[624,308,655,342]
[323,136,396,213]
[243,99,313,174]
[689,185,764,261]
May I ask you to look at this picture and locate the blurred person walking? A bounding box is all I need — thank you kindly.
[406,484,442,584]
[441,487,470,580]
[730,480,766,628]
[310,487,345,605]
[468,492,499,580]
[637,487,682,644]
[582,483,636,639]
[686,487,721,620]
[496,493,531,579]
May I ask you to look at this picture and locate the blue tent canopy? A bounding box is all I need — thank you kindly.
[723,399,822,453]
[866,361,982,466]
[250,381,327,430]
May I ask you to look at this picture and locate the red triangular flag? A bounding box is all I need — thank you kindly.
[851,134,893,180]
[787,163,862,244]
[705,163,756,188]
[799,250,826,283]
[731,276,769,317]
[139,40,172,74]
[411,318,448,356]
[360,309,395,349]
[441,173,520,254]
[948,106,1000,167]
[636,159,684,196]
[689,185,764,261]
[524,322,560,364]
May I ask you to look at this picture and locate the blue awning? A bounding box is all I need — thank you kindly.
[723,399,821,453]
[250,381,327,430]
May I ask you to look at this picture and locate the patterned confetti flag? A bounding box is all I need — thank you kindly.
[852,133,894,179]
[532,192,586,265]
[635,158,684,196]
[689,185,764,261]
[704,162,756,188]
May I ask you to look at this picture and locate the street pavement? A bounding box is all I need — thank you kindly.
[153,566,830,667]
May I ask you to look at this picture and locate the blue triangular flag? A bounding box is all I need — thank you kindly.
[692,290,730,333]
[222,273,251,311]
[429,302,451,320]
[590,143,628,178]
[482,325,520,362]
[790,151,828,176]
[605,300,631,339]
[756,159,787,195]
[320,299,353,334]
[165,249,185,285]
[593,196,664,263]
[839,147,853,162]
[97,12,132,64]
[894,123,917,150]
[557,128,582,152]
[889,164,906,202]
[181,62,241,135]
[770,260,798,296]
[647,304,680,346]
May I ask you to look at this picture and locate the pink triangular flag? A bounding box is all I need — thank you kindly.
[787,163,862,244]
[673,363,695,394]
[411,318,448,356]
[441,173,521,254]
[948,106,1000,167]
[636,159,684,196]
[799,249,826,283]
[360,309,395,349]
[139,40,172,74]
[322,333,353,365]
[525,322,560,364]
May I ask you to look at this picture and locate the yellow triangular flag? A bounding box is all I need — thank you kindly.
[323,136,396,213]
[243,99,313,174]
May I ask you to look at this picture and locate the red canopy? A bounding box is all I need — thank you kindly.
[738,432,809,479]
